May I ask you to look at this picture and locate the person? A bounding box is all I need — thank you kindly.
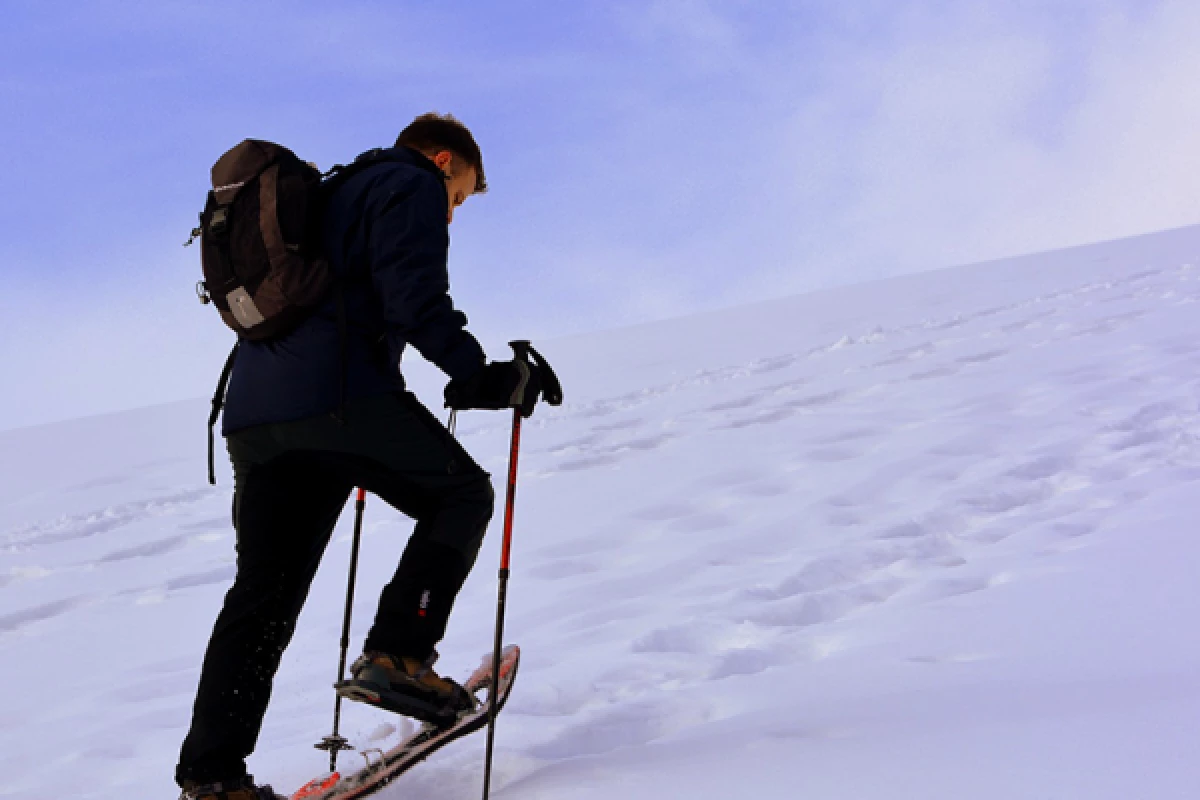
[176,113,548,800]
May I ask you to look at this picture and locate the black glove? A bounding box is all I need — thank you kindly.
[444,360,544,418]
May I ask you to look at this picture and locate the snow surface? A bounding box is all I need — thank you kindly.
[4,226,1200,799]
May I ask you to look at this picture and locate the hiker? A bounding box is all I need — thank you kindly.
[176,113,549,800]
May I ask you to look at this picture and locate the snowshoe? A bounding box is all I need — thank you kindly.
[294,645,519,800]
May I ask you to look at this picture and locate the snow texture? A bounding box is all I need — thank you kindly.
[3,226,1200,798]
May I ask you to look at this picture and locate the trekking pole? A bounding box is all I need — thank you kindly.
[481,342,563,800]
[316,487,368,772]
[481,405,521,800]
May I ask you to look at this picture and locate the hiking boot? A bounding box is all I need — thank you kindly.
[179,775,285,800]
[336,650,476,725]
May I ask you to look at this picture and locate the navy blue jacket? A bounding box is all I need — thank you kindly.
[221,147,486,434]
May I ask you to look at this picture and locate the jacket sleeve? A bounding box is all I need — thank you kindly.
[365,171,486,380]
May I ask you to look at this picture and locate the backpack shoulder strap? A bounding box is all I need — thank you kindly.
[207,343,239,485]
[321,147,413,193]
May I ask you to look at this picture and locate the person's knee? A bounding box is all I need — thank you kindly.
[448,472,494,563]
[475,474,496,520]
[450,468,494,518]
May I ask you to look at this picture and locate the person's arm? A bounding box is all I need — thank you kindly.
[366,171,485,379]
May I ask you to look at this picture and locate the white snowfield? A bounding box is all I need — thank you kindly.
[3,225,1200,799]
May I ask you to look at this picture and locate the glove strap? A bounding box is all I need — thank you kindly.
[508,360,532,407]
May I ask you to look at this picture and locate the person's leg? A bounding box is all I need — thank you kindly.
[265,392,494,660]
[176,450,353,788]
[352,395,494,660]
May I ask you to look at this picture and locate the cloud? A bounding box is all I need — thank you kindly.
[640,0,1200,302]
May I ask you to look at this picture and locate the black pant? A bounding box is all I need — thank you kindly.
[176,392,494,787]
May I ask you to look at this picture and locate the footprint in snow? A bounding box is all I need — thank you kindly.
[816,426,885,445]
[705,394,761,412]
[740,552,900,602]
[1107,401,1183,432]
[958,483,1054,514]
[554,454,620,472]
[999,311,1057,333]
[804,446,864,463]
[96,533,192,563]
[906,652,994,665]
[591,418,643,432]
[165,565,236,592]
[724,407,796,429]
[542,433,605,455]
[179,515,229,533]
[873,343,937,367]
[957,348,1009,365]
[787,389,848,409]
[912,572,1011,602]
[908,365,961,381]
[1004,454,1076,481]
[1053,521,1097,540]
[0,594,94,634]
[745,581,903,630]
[4,487,215,549]
[709,647,780,679]
[878,513,969,544]
[748,354,800,374]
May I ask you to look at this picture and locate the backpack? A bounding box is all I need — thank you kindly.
[190,140,334,340]
[187,140,402,484]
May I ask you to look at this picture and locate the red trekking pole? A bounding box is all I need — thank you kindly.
[480,406,521,800]
[481,342,562,800]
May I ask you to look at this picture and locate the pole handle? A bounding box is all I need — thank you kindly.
[508,340,564,406]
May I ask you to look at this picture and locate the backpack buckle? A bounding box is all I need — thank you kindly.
[209,206,229,236]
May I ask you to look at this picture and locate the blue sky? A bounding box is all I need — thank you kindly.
[2,0,1199,429]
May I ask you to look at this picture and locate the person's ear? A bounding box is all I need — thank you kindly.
[433,150,453,172]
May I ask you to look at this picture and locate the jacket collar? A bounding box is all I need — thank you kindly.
[396,146,448,181]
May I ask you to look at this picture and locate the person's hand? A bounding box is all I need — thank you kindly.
[444,360,544,417]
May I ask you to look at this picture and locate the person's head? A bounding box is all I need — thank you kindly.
[395,112,486,224]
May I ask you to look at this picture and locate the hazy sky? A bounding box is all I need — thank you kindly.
[2,0,1199,430]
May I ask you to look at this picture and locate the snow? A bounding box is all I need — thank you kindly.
[4,225,1200,799]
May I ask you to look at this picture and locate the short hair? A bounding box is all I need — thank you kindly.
[395,112,487,193]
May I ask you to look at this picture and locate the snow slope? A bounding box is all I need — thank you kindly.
[3,225,1200,799]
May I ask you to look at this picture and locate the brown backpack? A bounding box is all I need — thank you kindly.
[189,139,333,340]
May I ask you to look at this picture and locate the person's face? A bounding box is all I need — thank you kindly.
[431,150,478,225]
